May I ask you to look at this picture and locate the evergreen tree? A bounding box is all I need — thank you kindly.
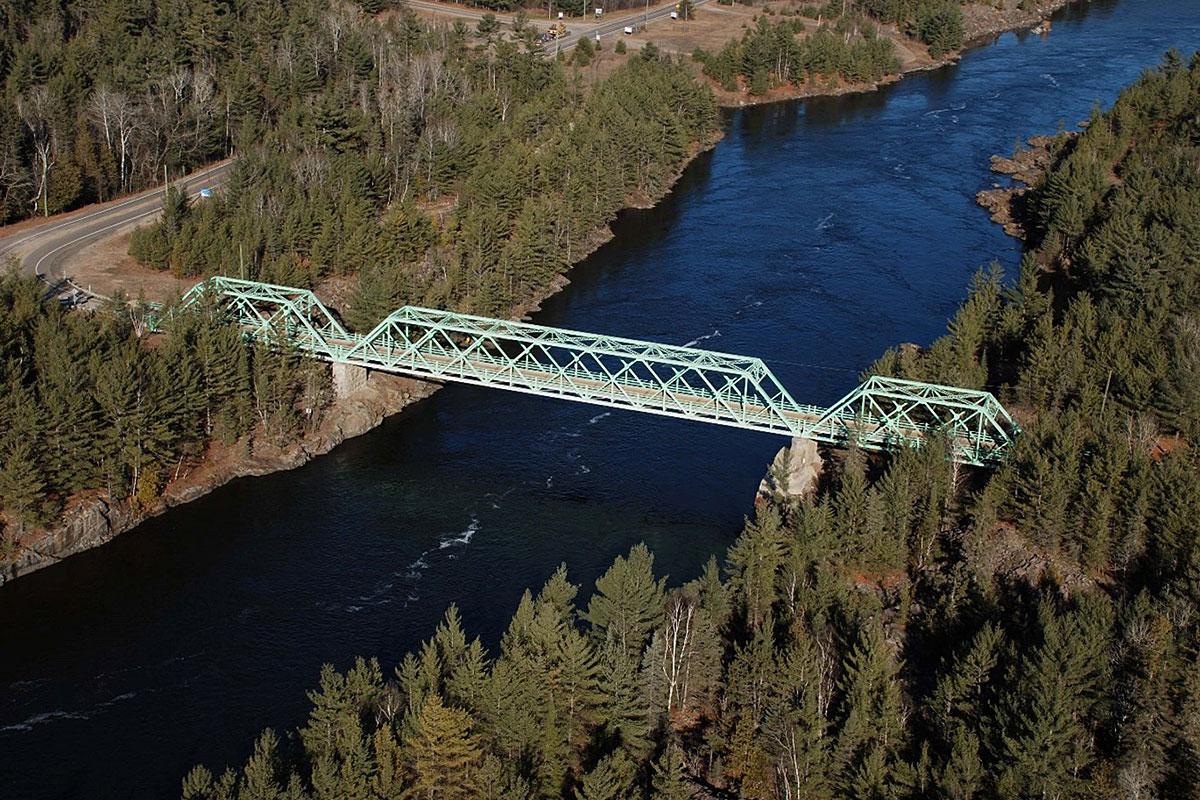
[650,744,692,800]
[0,439,47,529]
[403,694,484,800]
[584,543,666,660]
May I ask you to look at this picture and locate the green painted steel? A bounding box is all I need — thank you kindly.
[154,277,1021,466]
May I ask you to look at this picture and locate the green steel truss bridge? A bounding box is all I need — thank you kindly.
[152,277,1020,466]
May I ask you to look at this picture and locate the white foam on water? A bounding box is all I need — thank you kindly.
[683,329,721,347]
[1,692,139,734]
[404,556,430,580]
[439,516,478,549]
[1,710,85,733]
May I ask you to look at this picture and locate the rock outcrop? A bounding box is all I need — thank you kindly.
[976,134,1067,238]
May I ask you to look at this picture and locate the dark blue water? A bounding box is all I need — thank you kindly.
[3,2,1199,797]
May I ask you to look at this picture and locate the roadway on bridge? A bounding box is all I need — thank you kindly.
[0,160,233,282]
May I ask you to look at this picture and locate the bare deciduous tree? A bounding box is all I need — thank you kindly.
[88,86,140,193]
[17,87,56,216]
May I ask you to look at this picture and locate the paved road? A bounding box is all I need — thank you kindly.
[405,0,709,51]
[557,0,711,50]
[0,160,233,283]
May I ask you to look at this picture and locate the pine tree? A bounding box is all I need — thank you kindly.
[371,725,405,800]
[726,507,786,632]
[650,743,692,799]
[403,694,484,800]
[584,543,666,660]
[0,439,47,529]
[995,599,1113,798]
[937,727,984,800]
[833,619,906,789]
[574,753,634,800]
[238,729,283,800]
[928,623,1003,737]
[595,642,653,760]
[761,635,832,799]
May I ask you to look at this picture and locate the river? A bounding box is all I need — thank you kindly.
[3,2,1199,797]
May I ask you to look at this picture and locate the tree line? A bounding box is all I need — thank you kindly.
[690,0,969,97]
[176,53,1200,800]
[854,0,965,57]
[693,14,899,95]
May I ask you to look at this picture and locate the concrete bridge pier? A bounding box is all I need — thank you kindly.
[332,362,370,398]
[757,436,823,505]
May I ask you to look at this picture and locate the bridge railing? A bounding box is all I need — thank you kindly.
[152,277,1020,466]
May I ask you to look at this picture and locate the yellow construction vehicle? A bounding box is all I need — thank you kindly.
[537,21,568,43]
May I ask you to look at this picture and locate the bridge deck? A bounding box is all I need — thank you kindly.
[150,277,1021,466]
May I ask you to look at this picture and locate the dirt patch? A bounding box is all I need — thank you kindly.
[1151,434,1185,462]
[64,229,198,303]
[630,4,759,55]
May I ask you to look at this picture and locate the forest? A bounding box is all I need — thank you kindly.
[0,0,973,230]
[0,0,715,233]
[125,10,717,321]
[0,0,717,550]
[173,53,1200,800]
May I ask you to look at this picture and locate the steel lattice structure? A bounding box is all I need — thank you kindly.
[156,277,1020,466]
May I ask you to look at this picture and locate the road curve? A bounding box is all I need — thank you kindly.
[0,160,233,282]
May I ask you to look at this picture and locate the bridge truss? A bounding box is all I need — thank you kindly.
[158,277,1020,466]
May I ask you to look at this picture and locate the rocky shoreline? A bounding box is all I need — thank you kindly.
[0,374,440,586]
[976,133,1068,237]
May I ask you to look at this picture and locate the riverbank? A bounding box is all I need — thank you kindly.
[0,132,721,587]
[704,0,1084,108]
